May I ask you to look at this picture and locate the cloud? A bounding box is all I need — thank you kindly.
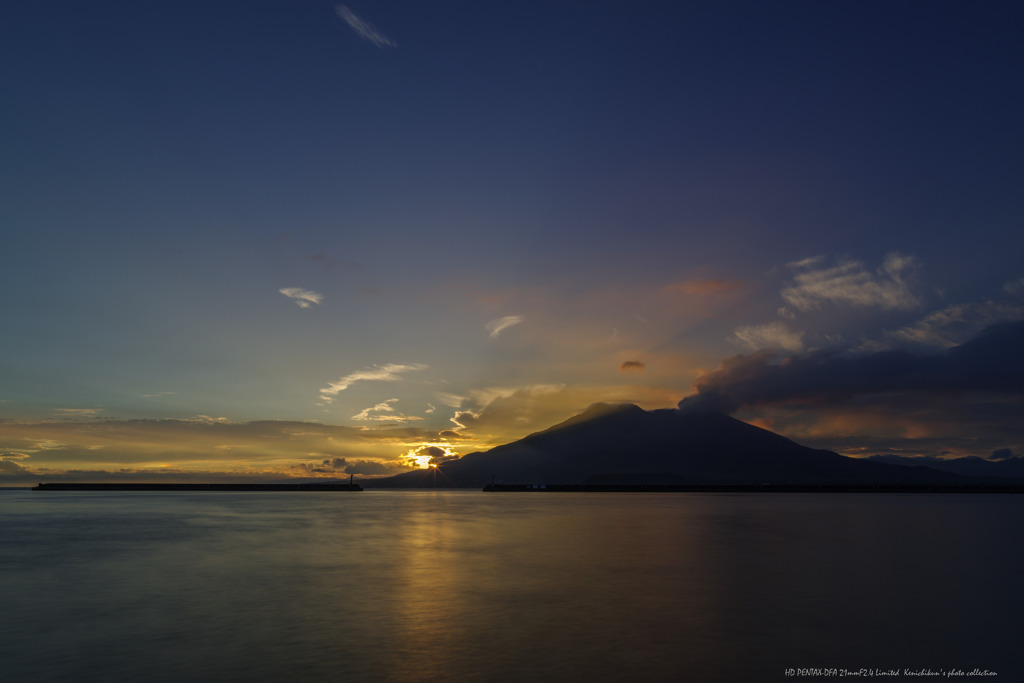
[416,445,446,459]
[352,399,423,423]
[343,460,399,475]
[291,456,399,476]
[1,459,403,485]
[401,443,460,468]
[334,4,396,48]
[192,415,231,424]
[416,445,457,466]
[1004,278,1024,298]
[619,360,646,372]
[780,253,920,314]
[655,278,746,318]
[53,408,104,417]
[1,451,30,460]
[485,315,524,338]
[882,300,1024,350]
[0,459,32,475]
[678,318,1024,416]
[320,363,427,403]
[663,279,743,299]
[435,392,465,408]
[446,383,678,446]
[352,399,399,421]
[279,287,324,309]
[732,321,805,352]
[450,384,566,432]
[788,255,825,269]
[0,417,449,484]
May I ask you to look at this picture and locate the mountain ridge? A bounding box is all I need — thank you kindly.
[366,403,974,488]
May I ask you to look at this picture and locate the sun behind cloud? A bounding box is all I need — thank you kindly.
[402,443,459,469]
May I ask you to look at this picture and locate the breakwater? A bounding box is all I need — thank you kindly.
[32,482,363,491]
[483,483,1024,493]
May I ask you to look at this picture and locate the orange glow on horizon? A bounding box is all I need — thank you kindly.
[402,442,458,469]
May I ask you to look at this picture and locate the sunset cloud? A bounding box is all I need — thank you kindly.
[780,253,920,314]
[352,399,423,423]
[291,453,405,477]
[53,408,104,417]
[320,363,427,403]
[619,360,645,372]
[435,392,465,408]
[447,383,678,445]
[279,287,324,309]
[657,278,745,316]
[485,315,524,338]
[401,444,459,469]
[672,279,743,298]
[0,417,445,485]
[352,399,399,421]
[0,459,32,475]
[450,384,568,433]
[334,4,395,48]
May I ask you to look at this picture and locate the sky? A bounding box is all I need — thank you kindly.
[2,0,1023,483]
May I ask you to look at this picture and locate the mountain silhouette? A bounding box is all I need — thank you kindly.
[866,453,1024,480]
[367,403,962,487]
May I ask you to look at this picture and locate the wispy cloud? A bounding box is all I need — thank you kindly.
[192,415,231,424]
[0,459,32,476]
[882,300,1024,349]
[352,399,423,423]
[619,360,646,372]
[657,278,746,317]
[352,400,398,422]
[446,383,680,445]
[320,363,427,403]
[450,384,567,432]
[733,321,805,352]
[1003,277,1024,298]
[334,4,396,48]
[780,253,920,314]
[435,392,465,408]
[53,408,104,417]
[485,315,524,338]
[279,287,324,309]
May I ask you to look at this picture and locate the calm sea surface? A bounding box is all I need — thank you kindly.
[1,490,1021,682]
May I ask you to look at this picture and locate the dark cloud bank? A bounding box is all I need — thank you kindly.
[678,319,1024,416]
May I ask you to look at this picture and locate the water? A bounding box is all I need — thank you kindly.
[1,490,1021,682]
